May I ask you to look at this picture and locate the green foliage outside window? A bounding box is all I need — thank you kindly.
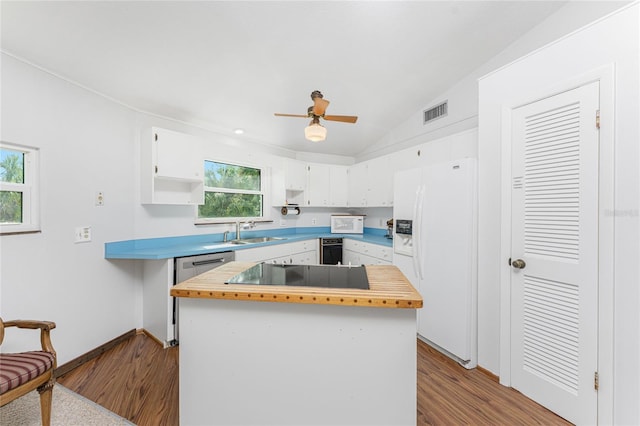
[199,192,262,218]
[0,149,25,224]
[198,161,263,219]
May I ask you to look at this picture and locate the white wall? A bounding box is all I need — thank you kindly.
[0,55,140,362]
[478,4,638,424]
[359,1,629,162]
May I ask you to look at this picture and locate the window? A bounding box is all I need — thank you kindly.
[0,142,40,234]
[197,160,268,223]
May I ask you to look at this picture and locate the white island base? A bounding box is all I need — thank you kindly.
[179,298,418,425]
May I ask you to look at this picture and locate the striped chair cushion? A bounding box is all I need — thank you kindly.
[0,351,55,394]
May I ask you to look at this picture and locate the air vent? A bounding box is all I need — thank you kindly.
[423,101,448,124]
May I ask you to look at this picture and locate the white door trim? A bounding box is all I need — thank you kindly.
[499,64,615,424]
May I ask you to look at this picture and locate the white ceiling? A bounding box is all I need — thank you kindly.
[1,1,575,157]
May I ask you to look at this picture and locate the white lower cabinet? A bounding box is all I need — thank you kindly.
[142,259,175,347]
[343,239,392,265]
[342,249,360,266]
[235,239,319,264]
[234,244,279,262]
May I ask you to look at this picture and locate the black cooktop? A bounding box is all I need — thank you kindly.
[225,263,370,290]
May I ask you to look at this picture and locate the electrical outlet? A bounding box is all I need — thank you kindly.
[75,226,91,243]
[311,218,317,225]
[95,191,104,206]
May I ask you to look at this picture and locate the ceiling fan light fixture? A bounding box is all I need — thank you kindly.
[304,122,327,142]
[275,90,357,142]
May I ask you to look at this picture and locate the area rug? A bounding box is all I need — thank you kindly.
[0,384,134,425]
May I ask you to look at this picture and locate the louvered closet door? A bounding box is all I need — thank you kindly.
[510,81,599,425]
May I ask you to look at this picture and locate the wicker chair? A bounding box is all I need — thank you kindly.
[0,318,57,426]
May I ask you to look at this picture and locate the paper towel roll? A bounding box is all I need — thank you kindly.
[281,206,300,216]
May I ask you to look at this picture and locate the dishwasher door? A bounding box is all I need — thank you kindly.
[176,251,235,283]
[172,251,234,345]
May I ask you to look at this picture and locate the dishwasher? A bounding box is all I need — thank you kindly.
[172,251,234,345]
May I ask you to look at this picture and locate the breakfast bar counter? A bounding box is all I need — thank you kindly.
[172,261,422,425]
[171,261,422,308]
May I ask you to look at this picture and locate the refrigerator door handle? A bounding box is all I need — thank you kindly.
[413,185,425,281]
[411,186,421,279]
[414,185,425,280]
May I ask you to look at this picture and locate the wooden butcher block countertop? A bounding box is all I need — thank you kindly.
[171,261,423,309]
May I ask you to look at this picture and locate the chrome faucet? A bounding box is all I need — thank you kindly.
[235,220,255,240]
[223,230,230,242]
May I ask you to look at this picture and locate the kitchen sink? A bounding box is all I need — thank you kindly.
[229,237,286,245]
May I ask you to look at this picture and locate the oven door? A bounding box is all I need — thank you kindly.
[321,239,343,265]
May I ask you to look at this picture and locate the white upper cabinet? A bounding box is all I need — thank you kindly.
[365,156,393,207]
[304,163,349,207]
[153,128,203,181]
[275,128,478,209]
[347,162,368,207]
[329,165,349,207]
[347,158,393,207]
[285,159,307,191]
[306,163,330,206]
[271,158,304,206]
[273,158,306,206]
[141,127,204,205]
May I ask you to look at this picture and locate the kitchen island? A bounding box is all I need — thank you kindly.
[171,261,422,426]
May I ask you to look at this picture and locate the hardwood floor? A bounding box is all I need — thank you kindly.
[416,339,570,425]
[58,333,569,426]
[57,333,179,426]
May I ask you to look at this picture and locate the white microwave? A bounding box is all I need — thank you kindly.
[330,215,364,234]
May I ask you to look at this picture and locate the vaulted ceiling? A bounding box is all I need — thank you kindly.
[1,1,586,157]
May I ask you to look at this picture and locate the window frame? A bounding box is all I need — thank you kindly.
[195,159,271,225]
[0,142,40,235]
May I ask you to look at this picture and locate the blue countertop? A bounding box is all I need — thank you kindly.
[105,227,393,260]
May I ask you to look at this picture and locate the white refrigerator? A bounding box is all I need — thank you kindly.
[393,158,477,368]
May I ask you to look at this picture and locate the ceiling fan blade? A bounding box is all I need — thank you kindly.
[274,113,309,118]
[324,115,358,123]
[313,98,330,116]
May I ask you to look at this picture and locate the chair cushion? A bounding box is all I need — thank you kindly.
[0,351,55,394]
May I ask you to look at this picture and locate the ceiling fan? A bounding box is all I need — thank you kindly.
[274,90,358,142]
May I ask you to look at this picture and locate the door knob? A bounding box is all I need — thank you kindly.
[512,259,526,269]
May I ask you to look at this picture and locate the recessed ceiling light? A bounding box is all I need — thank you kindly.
[233,128,244,135]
